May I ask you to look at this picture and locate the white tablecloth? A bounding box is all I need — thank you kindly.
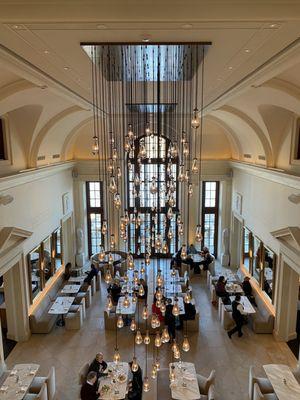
[116,297,136,315]
[61,284,81,294]
[98,362,129,400]
[168,297,185,315]
[48,296,74,315]
[263,364,300,400]
[229,296,256,314]
[165,283,182,294]
[0,364,39,400]
[169,362,200,400]
[226,283,243,294]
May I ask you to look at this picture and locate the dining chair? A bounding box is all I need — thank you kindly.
[24,382,48,400]
[0,370,11,385]
[248,366,274,400]
[199,383,215,400]
[196,369,216,395]
[253,383,278,400]
[65,307,83,330]
[78,362,90,385]
[28,367,55,400]
[292,368,300,383]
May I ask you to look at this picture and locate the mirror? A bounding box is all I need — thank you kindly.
[263,246,276,302]
[253,236,262,283]
[52,227,63,271]
[243,227,252,272]
[28,246,42,301]
[42,236,53,286]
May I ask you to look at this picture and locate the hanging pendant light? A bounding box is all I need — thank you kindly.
[184,291,191,304]
[155,358,160,371]
[195,224,203,242]
[117,315,124,328]
[150,177,158,194]
[91,136,99,155]
[181,244,187,260]
[167,207,173,220]
[98,246,105,262]
[107,159,114,174]
[132,294,137,304]
[104,270,112,284]
[172,340,179,353]
[191,158,199,174]
[109,176,117,194]
[161,327,170,343]
[174,349,181,359]
[124,136,131,152]
[156,274,164,287]
[191,108,200,129]
[142,306,149,320]
[131,357,139,372]
[128,123,134,139]
[123,294,130,308]
[123,211,129,225]
[127,253,134,270]
[101,220,107,235]
[178,165,185,182]
[182,336,190,352]
[113,348,121,363]
[138,143,147,159]
[145,253,150,266]
[143,377,150,392]
[110,234,115,250]
[167,229,174,240]
[183,142,189,157]
[151,364,157,379]
[151,315,158,329]
[138,284,145,297]
[160,302,166,313]
[135,329,143,345]
[169,365,176,382]
[172,301,180,317]
[145,122,151,136]
[108,252,114,265]
[162,241,169,254]
[114,193,121,209]
[156,288,163,301]
[130,318,137,332]
[188,183,193,197]
[178,222,184,235]
[144,330,151,345]
[112,147,118,161]
[106,295,113,311]
[154,332,162,347]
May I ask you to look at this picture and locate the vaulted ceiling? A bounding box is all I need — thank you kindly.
[0,0,300,175]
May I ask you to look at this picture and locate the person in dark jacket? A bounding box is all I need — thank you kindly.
[199,247,214,271]
[227,294,247,338]
[84,264,99,285]
[183,302,196,320]
[215,276,229,301]
[242,276,257,306]
[80,371,99,400]
[88,353,107,379]
[127,363,143,400]
[107,279,122,304]
[165,298,176,340]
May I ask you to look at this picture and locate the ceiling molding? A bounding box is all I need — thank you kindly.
[0,226,32,253]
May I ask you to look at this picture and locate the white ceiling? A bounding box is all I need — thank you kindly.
[0,1,300,109]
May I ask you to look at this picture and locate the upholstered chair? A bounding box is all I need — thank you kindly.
[253,383,278,400]
[197,370,216,395]
[29,367,55,400]
[24,382,48,400]
[249,366,274,400]
[78,362,90,385]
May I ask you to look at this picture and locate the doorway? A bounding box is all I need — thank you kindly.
[0,274,16,359]
[287,279,300,359]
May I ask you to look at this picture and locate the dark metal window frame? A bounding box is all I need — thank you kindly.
[86,181,104,257]
[201,181,220,257]
[0,118,6,160]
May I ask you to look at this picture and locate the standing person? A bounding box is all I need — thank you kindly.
[227,294,247,338]
[80,371,99,400]
[88,352,107,379]
[165,298,176,340]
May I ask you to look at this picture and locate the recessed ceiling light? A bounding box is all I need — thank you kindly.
[244,49,251,53]
[44,50,50,54]
[228,66,233,70]
[96,24,107,29]
[64,66,70,71]
[269,23,278,28]
[181,23,193,29]
[142,37,150,43]
[12,24,22,29]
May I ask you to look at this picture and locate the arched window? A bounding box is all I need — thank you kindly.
[127,134,178,256]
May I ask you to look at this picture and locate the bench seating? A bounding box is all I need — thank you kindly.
[249,292,274,333]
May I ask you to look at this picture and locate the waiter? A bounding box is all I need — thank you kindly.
[227,294,247,338]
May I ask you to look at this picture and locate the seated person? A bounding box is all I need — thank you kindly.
[152,294,164,322]
[199,247,214,271]
[183,302,196,320]
[84,264,99,285]
[215,276,229,300]
[88,352,107,379]
[165,298,176,340]
[63,262,72,281]
[188,244,198,255]
[263,278,272,297]
[80,371,99,400]
[138,279,148,300]
[127,363,143,400]
[242,276,257,306]
[107,279,121,304]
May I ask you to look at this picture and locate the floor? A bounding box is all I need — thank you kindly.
[5,261,298,400]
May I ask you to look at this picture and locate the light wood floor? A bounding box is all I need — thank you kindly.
[6,262,298,399]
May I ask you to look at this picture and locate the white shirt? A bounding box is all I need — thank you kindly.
[237,302,247,315]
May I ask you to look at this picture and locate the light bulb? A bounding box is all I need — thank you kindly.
[181,244,187,260]
[154,332,162,347]
[184,291,191,304]
[113,349,121,363]
[130,318,137,332]
[171,142,178,158]
[113,193,121,209]
[160,302,166,313]
[167,229,174,239]
[172,301,180,317]
[142,306,149,320]
[106,296,113,311]
[112,148,118,161]
[98,246,105,262]
[162,241,169,254]
[155,358,160,371]
[101,220,107,235]
[191,108,200,129]
[174,349,181,359]
[188,183,193,196]
[128,123,134,139]
[127,253,134,270]
[151,364,157,379]
[155,318,160,328]
[156,289,163,301]
[131,357,139,372]
[161,327,170,343]
[91,136,99,155]
[168,196,175,207]
[183,142,189,156]
[124,136,131,152]
[138,143,147,159]
[169,366,176,382]
[178,165,185,182]
[145,122,151,136]
[171,267,177,277]
[178,223,184,236]
[191,158,199,174]
[150,177,157,194]
[156,274,164,287]
[104,270,112,284]
[132,294,137,304]
[145,253,150,265]
[123,295,130,308]
[110,234,115,250]
[109,176,117,194]
[123,211,129,225]
[172,340,179,353]
[151,315,158,329]
[117,315,124,328]
[195,224,203,242]
[138,285,145,297]
[108,252,114,265]
[143,377,150,392]
[182,336,190,352]
[107,159,114,174]
[116,166,121,179]
[144,330,151,345]
[135,330,143,345]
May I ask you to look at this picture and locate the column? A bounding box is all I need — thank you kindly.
[0,317,5,374]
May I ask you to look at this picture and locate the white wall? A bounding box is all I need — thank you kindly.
[231,163,300,253]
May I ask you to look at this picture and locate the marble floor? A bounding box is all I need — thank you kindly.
[5,263,298,400]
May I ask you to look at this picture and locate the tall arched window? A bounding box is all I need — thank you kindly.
[127,134,178,256]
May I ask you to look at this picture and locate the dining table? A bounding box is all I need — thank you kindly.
[0,363,40,400]
[68,276,85,284]
[165,283,182,294]
[167,296,185,315]
[169,362,201,399]
[61,284,81,295]
[48,296,75,326]
[98,362,129,400]
[116,296,136,315]
[263,364,300,400]
[225,282,243,294]
[229,295,256,314]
